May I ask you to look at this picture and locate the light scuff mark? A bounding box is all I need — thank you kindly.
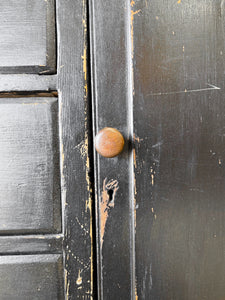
[150,167,155,186]
[100,179,119,248]
[76,269,83,286]
[151,207,157,219]
[133,133,143,232]
[64,268,70,300]
[131,7,141,56]
[130,1,141,96]
[133,133,143,143]
[76,217,89,235]
[75,140,86,160]
[133,148,137,169]
[133,138,137,232]
[147,83,220,96]
[135,286,139,300]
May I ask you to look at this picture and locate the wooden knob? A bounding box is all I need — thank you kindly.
[95,127,125,158]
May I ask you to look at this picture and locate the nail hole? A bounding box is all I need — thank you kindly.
[107,189,114,202]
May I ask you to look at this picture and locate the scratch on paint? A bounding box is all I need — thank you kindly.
[71,253,90,269]
[131,9,141,57]
[76,217,89,235]
[135,286,138,300]
[130,3,140,300]
[82,0,93,297]
[133,175,137,231]
[151,207,157,219]
[152,141,163,148]
[75,140,87,160]
[61,143,65,172]
[133,148,137,168]
[100,179,119,248]
[133,134,138,232]
[76,269,83,286]
[150,167,155,186]
[147,84,220,96]
[64,268,70,300]
[133,133,143,143]
[131,1,141,96]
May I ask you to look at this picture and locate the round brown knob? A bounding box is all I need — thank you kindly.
[95,127,125,158]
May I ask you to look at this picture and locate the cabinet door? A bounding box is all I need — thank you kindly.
[90,0,225,299]
[0,1,93,299]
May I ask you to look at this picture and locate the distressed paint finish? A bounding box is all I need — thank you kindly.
[0,0,94,299]
[132,0,225,299]
[90,0,225,299]
[100,179,119,248]
[57,0,95,298]
[89,0,135,298]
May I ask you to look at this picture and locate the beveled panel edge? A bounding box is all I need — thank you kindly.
[0,75,57,92]
[0,234,63,255]
[0,97,62,235]
[0,0,56,75]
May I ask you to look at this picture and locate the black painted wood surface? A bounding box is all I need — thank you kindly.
[132,0,225,299]
[89,0,135,298]
[0,254,64,299]
[0,0,56,74]
[0,97,60,234]
[0,235,63,255]
[57,0,95,298]
[0,0,94,299]
[90,0,225,299]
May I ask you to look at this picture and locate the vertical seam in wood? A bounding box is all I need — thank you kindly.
[127,1,136,300]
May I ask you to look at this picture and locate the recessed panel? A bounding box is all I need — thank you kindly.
[0,98,61,234]
[0,254,64,300]
[0,0,56,74]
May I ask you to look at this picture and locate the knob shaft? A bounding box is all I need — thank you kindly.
[95,127,125,158]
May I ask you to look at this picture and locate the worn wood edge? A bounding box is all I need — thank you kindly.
[57,0,95,298]
[126,1,137,299]
[88,0,101,298]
